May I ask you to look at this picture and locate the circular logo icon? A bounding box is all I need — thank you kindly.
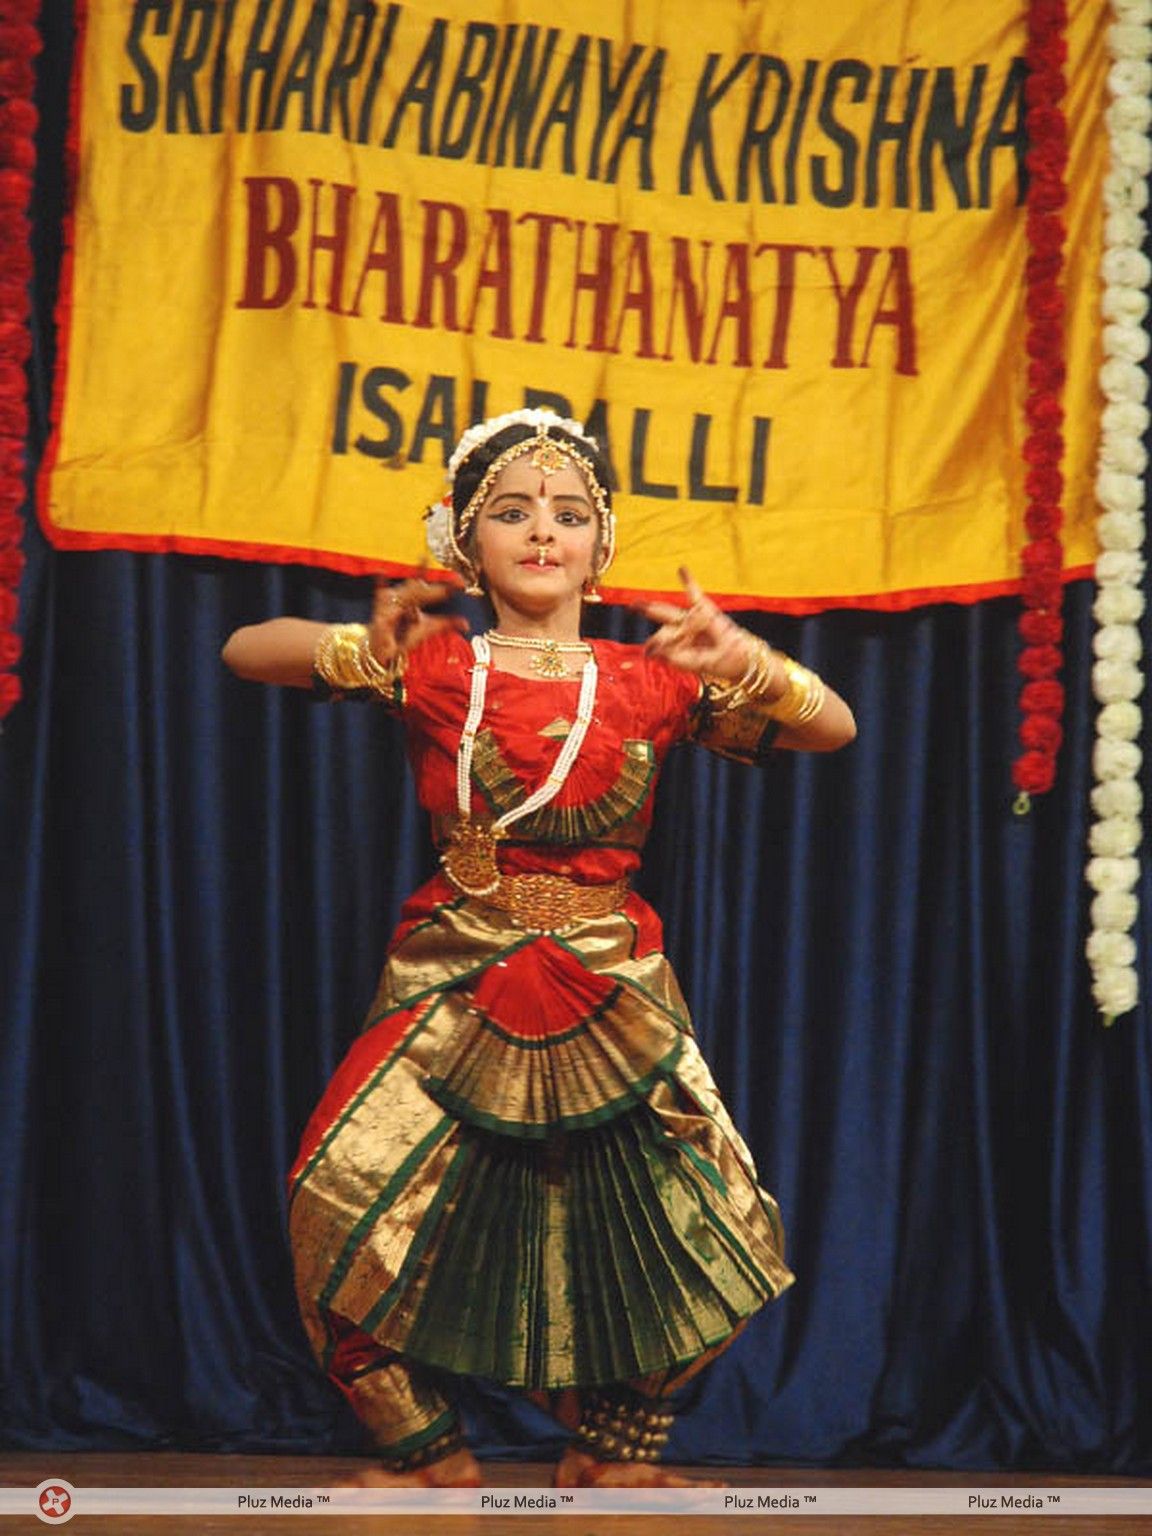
[34,1480,76,1524]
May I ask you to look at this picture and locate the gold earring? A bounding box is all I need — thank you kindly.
[582,575,602,604]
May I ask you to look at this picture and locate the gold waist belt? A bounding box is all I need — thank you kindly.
[445,867,629,931]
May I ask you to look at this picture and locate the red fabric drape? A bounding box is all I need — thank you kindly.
[0,0,40,719]
[1015,0,1071,801]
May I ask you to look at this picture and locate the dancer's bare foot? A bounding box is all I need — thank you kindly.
[340,1447,483,1487]
[553,1447,726,1488]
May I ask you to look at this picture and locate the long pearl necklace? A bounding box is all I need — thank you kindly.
[441,633,599,896]
[487,629,591,680]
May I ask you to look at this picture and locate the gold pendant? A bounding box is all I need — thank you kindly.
[530,642,568,679]
[441,819,504,895]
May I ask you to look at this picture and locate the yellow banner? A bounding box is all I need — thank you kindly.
[41,0,1103,610]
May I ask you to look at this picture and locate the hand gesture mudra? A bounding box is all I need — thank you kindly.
[368,576,468,665]
[639,567,754,682]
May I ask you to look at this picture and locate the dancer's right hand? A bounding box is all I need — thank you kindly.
[367,576,469,664]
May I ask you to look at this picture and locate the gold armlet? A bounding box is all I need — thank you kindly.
[312,623,405,701]
[695,638,829,764]
[765,655,826,726]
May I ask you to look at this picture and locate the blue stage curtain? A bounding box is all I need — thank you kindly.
[1,5,1149,1471]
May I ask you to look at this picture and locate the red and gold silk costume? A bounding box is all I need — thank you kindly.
[288,631,793,1456]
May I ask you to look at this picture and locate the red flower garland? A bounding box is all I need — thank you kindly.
[0,0,37,720]
[1014,0,1070,803]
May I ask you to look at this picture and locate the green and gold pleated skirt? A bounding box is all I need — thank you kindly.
[288,882,794,1390]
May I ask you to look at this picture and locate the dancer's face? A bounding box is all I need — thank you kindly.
[474,454,599,622]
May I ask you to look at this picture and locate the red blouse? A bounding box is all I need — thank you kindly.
[400,629,702,886]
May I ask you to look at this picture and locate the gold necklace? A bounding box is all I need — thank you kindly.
[486,630,591,680]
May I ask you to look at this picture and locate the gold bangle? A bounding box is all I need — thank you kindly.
[705,640,826,726]
[706,638,779,712]
[356,629,402,689]
[313,623,405,697]
[704,637,779,713]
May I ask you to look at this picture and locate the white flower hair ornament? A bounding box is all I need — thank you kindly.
[423,495,456,569]
[445,407,595,477]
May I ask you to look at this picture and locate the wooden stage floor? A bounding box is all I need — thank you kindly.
[2,1453,1150,1536]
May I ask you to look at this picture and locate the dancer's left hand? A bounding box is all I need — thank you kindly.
[637,567,753,682]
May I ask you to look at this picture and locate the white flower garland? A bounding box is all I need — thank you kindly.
[1088,0,1151,1023]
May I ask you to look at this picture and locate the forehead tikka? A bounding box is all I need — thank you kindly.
[448,433,616,578]
[530,439,570,477]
